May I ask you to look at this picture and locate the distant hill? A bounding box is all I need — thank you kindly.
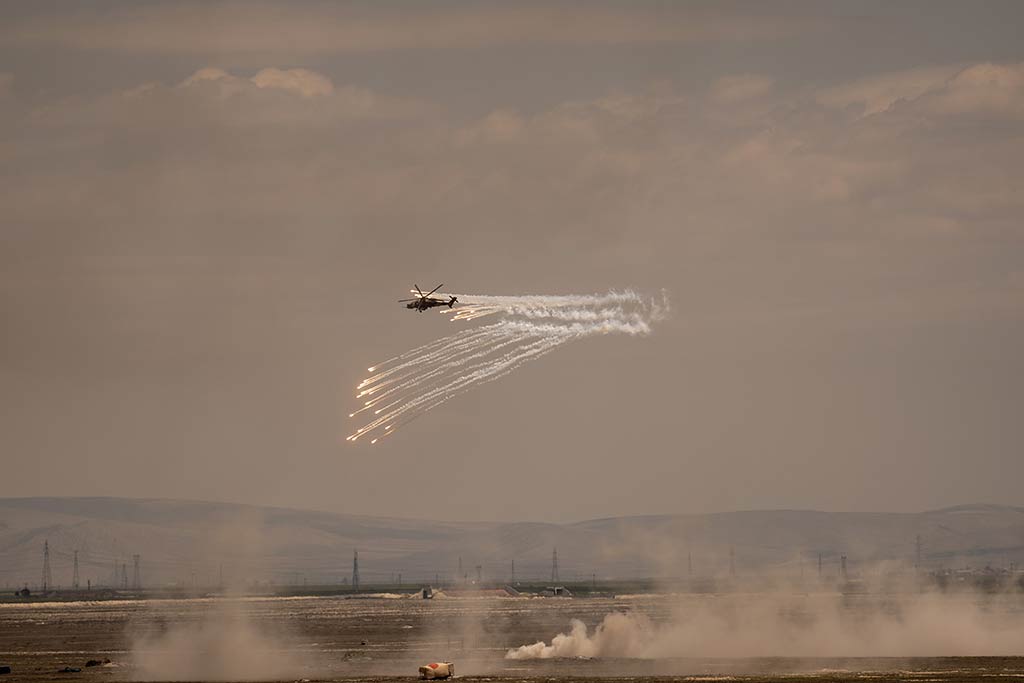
[1,497,1022,589]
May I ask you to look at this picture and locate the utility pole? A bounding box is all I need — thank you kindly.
[840,555,848,581]
[72,550,80,590]
[41,540,52,592]
[352,550,360,591]
[121,563,128,590]
[551,548,559,583]
[132,554,141,590]
[458,556,463,583]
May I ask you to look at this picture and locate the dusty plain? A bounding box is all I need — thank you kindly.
[2,594,1024,682]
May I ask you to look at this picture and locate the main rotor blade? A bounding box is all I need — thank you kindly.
[425,283,443,297]
[415,284,424,297]
[398,298,418,302]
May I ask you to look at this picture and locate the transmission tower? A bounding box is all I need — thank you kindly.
[121,563,128,589]
[132,554,141,590]
[72,550,80,590]
[551,548,559,582]
[352,550,360,590]
[41,540,53,592]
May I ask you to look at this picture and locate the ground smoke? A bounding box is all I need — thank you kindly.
[130,600,305,681]
[506,593,1024,659]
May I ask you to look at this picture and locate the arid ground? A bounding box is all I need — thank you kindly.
[2,594,1024,682]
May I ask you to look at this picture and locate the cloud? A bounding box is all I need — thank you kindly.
[2,51,1023,520]
[710,74,774,104]
[456,109,527,145]
[3,59,1023,339]
[817,62,1024,119]
[165,66,416,120]
[923,62,1024,116]
[816,65,962,115]
[182,67,234,86]
[0,3,821,56]
[6,60,1023,229]
[251,68,334,98]
[177,66,337,99]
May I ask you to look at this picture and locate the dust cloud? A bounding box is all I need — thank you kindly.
[129,510,314,681]
[507,592,1024,659]
[130,598,309,681]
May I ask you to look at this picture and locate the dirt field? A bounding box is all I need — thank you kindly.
[1,594,1023,682]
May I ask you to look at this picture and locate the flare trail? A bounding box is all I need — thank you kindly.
[348,290,667,443]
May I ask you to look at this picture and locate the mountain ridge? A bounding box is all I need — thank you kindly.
[2,497,1022,589]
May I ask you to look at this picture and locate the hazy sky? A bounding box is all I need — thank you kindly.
[2,1,1023,522]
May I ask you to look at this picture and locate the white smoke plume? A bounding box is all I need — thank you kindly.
[348,289,668,443]
[506,593,1024,660]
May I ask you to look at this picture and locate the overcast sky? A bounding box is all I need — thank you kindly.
[2,1,1023,522]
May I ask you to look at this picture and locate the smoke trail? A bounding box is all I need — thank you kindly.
[348,289,668,442]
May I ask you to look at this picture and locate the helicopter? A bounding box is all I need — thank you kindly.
[399,284,458,312]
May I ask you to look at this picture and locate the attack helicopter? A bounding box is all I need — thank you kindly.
[399,284,458,312]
